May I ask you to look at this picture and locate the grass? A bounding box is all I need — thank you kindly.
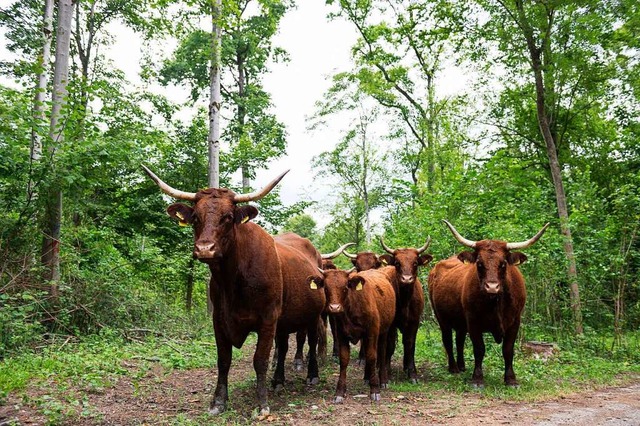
[1,323,639,424]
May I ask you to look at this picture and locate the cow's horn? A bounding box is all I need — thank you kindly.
[343,250,357,259]
[443,220,477,248]
[417,236,432,254]
[506,223,551,250]
[233,170,290,203]
[317,267,325,274]
[380,236,395,254]
[321,242,356,260]
[141,165,197,201]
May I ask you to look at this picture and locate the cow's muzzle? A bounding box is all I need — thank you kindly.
[484,281,501,294]
[400,274,415,285]
[194,242,218,260]
[328,303,343,314]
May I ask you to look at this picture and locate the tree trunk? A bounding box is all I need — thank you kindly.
[208,0,222,189]
[42,0,76,298]
[206,0,222,314]
[186,257,195,312]
[29,0,55,201]
[517,3,583,334]
[237,51,250,191]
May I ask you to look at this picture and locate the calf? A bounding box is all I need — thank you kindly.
[428,220,549,387]
[378,237,432,383]
[309,268,396,402]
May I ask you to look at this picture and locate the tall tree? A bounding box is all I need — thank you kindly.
[472,0,639,333]
[41,0,76,297]
[209,0,222,188]
[326,0,467,195]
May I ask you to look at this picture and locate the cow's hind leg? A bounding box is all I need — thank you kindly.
[271,331,288,392]
[378,331,390,390]
[441,326,459,373]
[455,328,467,372]
[305,321,320,385]
[293,330,305,372]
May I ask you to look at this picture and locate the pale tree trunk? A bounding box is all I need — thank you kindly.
[516,2,583,334]
[206,0,222,313]
[28,0,55,201]
[208,0,222,189]
[42,0,76,299]
[238,54,250,192]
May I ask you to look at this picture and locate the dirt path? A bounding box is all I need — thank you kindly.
[2,361,639,425]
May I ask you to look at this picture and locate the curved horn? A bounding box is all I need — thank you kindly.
[379,236,395,254]
[141,164,197,201]
[321,242,356,260]
[442,220,477,248]
[506,223,551,250]
[346,267,356,274]
[233,170,290,203]
[317,267,325,275]
[343,250,357,259]
[416,236,432,254]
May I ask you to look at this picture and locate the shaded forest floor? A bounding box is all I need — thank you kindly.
[1,332,640,425]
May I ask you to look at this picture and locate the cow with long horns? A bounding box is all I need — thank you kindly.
[428,220,550,387]
[142,166,325,416]
[378,237,432,383]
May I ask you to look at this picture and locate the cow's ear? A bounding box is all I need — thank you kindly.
[167,204,195,226]
[235,205,258,224]
[348,276,365,291]
[508,252,527,266]
[418,254,433,266]
[307,275,324,290]
[457,251,477,264]
[379,254,394,266]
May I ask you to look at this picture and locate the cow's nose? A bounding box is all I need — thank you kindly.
[329,304,342,313]
[484,281,500,294]
[400,274,414,284]
[194,242,216,259]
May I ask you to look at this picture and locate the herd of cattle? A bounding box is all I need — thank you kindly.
[142,166,550,416]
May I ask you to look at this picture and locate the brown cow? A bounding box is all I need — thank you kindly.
[309,268,396,403]
[428,220,550,387]
[321,242,356,356]
[142,166,325,416]
[342,248,384,364]
[378,237,432,383]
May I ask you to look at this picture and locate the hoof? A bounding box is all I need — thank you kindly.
[293,359,304,372]
[410,378,418,384]
[471,381,484,389]
[208,404,225,416]
[259,407,270,417]
[370,393,381,402]
[448,367,460,374]
[334,395,344,404]
[380,383,388,389]
[356,358,365,367]
[273,383,284,393]
[506,380,520,388]
[307,377,319,386]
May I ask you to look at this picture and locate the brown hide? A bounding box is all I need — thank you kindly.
[312,269,396,402]
[428,240,528,387]
[349,251,383,271]
[378,246,431,382]
[272,234,326,385]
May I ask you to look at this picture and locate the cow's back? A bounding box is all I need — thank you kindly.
[428,256,468,330]
[357,269,396,333]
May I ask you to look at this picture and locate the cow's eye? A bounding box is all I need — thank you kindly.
[500,261,507,269]
[477,261,484,270]
[224,213,233,222]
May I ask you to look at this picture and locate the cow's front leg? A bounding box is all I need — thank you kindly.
[366,331,381,402]
[255,322,276,416]
[402,324,419,383]
[209,320,231,415]
[502,321,520,387]
[334,334,350,403]
[469,330,485,388]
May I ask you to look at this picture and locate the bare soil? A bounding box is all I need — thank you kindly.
[1,341,639,426]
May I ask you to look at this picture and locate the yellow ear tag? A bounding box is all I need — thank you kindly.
[178,221,189,227]
[355,282,363,291]
[241,216,250,224]
[310,281,318,290]
[463,260,470,264]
